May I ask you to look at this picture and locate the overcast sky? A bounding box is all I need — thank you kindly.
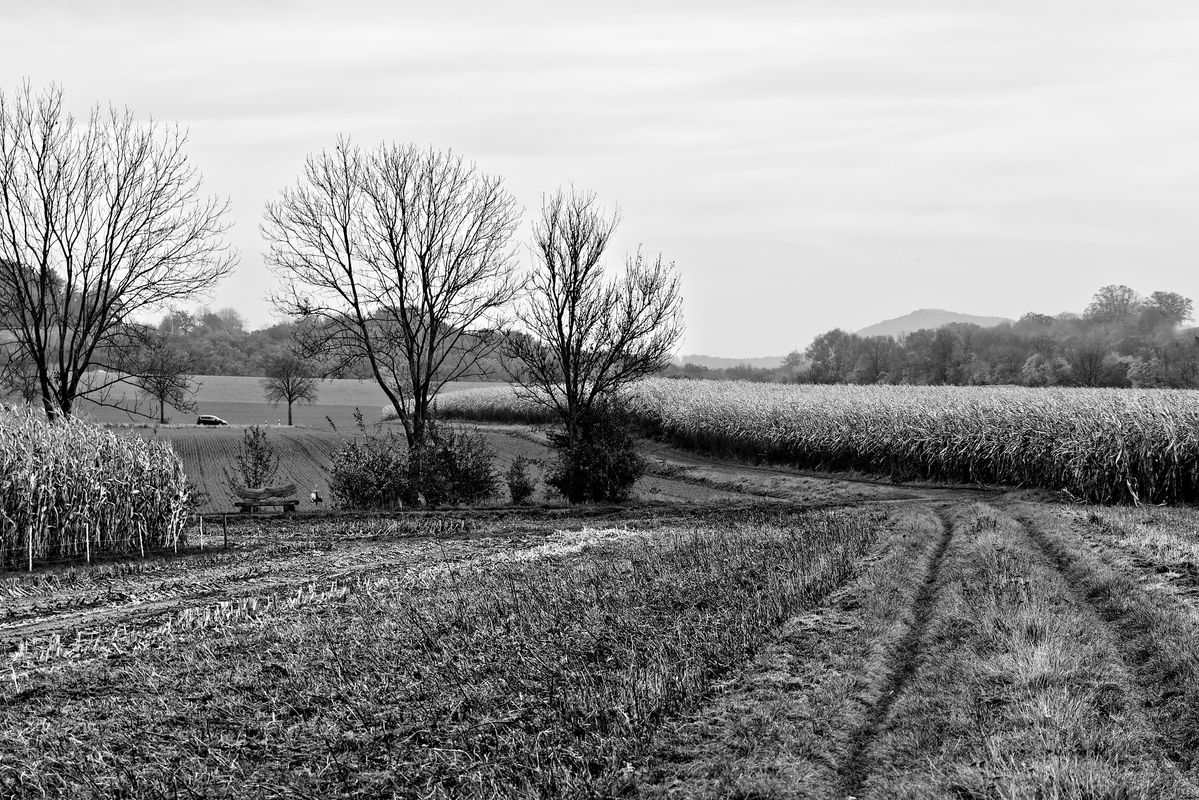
[3,1,1197,357]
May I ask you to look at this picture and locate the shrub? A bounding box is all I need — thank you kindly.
[328,421,498,510]
[505,456,537,504]
[547,405,644,503]
[327,428,410,511]
[412,423,498,506]
[229,425,279,489]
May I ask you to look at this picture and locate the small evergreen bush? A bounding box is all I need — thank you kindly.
[229,425,280,489]
[505,456,537,504]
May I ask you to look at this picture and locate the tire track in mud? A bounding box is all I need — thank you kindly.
[1016,505,1199,782]
[838,503,954,799]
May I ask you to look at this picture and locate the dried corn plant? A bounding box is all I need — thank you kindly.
[439,380,1199,504]
[0,407,190,569]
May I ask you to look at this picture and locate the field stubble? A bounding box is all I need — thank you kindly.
[0,505,882,798]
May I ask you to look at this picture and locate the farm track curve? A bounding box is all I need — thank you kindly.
[1063,517,1199,616]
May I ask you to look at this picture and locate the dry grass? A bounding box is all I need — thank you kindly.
[1023,503,1199,780]
[624,504,945,798]
[862,504,1193,799]
[0,507,881,798]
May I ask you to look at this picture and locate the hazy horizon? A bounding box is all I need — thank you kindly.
[3,1,1196,357]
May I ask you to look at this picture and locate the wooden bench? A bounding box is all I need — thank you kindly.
[235,498,299,514]
[233,483,299,514]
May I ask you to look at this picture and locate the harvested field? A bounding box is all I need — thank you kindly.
[0,505,883,797]
[78,376,495,429]
[6,489,1199,798]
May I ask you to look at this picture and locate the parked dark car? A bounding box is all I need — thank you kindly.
[196,415,229,426]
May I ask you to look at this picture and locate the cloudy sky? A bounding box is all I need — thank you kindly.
[3,1,1197,356]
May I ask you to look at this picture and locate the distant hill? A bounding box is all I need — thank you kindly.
[675,354,785,370]
[856,309,1012,339]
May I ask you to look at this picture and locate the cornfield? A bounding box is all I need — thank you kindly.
[0,407,190,569]
[438,380,1199,504]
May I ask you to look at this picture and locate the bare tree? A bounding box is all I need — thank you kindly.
[261,353,318,425]
[132,342,198,423]
[0,83,235,418]
[264,138,521,448]
[507,188,683,448]
[0,337,40,404]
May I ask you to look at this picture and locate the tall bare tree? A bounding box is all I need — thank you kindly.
[132,341,198,424]
[264,138,520,447]
[261,353,318,425]
[0,83,235,418]
[508,188,684,448]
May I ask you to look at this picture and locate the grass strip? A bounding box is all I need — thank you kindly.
[1022,502,1199,779]
[621,504,945,799]
[861,503,1193,799]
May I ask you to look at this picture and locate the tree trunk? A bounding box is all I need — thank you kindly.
[287,401,293,426]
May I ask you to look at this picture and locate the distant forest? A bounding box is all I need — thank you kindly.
[153,308,506,380]
[156,309,301,377]
[667,285,1199,388]
[162,283,1197,390]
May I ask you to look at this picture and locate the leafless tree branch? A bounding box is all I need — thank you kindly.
[264,138,520,446]
[0,82,235,418]
[507,188,684,443]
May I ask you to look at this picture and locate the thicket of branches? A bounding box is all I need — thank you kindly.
[264,139,520,449]
[0,83,234,418]
[507,189,683,502]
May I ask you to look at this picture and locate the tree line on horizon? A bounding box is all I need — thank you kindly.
[667,285,1198,388]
